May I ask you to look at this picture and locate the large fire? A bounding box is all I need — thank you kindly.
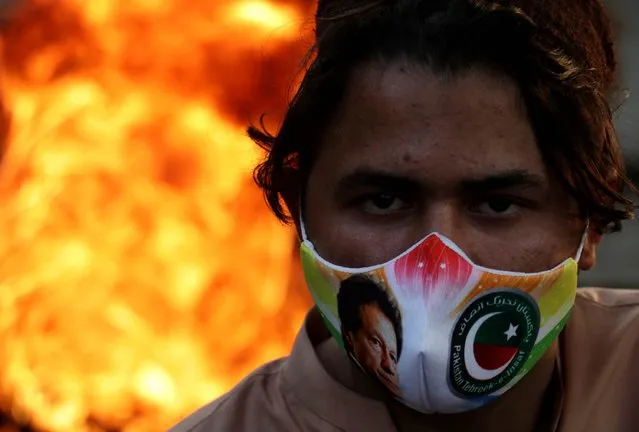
[0,0,313,430]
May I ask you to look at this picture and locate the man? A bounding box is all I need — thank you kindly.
[337,275,403,397]
[171,0,639,430]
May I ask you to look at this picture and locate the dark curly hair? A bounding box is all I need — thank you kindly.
[250,0,637,233]
[337,274,403,359]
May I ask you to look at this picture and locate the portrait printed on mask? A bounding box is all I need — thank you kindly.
[337,275,403,397]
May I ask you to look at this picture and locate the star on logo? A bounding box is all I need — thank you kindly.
[504,323,519,341]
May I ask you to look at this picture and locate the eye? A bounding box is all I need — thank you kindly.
[360,194,409,215]
[370,336,382,348]
[470,197,521,216]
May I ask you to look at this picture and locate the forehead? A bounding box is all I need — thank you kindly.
[315,60,546,186]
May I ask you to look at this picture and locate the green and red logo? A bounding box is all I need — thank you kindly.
[448,290,540,397]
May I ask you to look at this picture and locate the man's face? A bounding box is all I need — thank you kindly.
[346,302,400,395]
[303,61,597,273]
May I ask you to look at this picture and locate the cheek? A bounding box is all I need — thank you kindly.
[353,339,375,365]
[467,217,583,272]
[310,222,417,267]
[362,347,381,367]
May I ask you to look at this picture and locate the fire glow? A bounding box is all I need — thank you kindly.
[0,0,312,430]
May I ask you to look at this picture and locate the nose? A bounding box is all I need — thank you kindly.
[380,352,395,375]
[422,202,466,244]
[419,202,481,262]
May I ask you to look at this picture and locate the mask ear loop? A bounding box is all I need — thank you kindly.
[298,200,312,244]
[574,220,590,262]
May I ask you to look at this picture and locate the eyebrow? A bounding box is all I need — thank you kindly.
[458,170,546,194]
[336,169,422,192]
[335,168,545,194]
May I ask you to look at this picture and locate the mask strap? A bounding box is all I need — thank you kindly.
[574,220,589,262]
[298,201,310,243]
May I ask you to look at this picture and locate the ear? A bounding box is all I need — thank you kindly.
[343,331,354,353]
[578,225,603,271]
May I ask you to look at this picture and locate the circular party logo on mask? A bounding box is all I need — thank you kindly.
[448,290,540,397]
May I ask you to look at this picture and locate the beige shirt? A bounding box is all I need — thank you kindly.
[170,288,639,432]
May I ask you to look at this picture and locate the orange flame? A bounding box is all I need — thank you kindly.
[0,0,313,430]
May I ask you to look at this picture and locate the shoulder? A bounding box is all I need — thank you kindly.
[576,286,639,310]
[169,359,289,432]
[558,288,639,428]
[564,287,639,368]
[570,287,639,337]
[563,287,639,374]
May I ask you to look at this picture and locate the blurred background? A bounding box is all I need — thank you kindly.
[579,0,639,288]
[0,0,635,431]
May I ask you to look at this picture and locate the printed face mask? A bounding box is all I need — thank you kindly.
[300,223,586,414]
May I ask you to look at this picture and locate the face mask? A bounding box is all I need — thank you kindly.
[299,222,586,414]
